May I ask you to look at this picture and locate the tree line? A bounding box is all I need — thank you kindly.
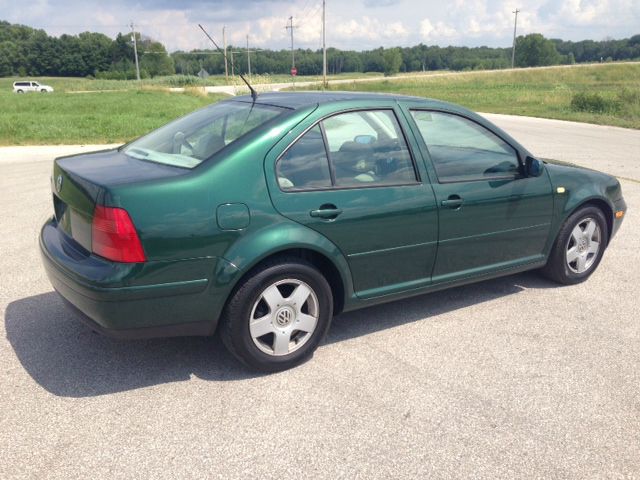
[0,21,173,78]
[1,20,639,79]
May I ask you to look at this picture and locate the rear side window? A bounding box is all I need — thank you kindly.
[323,110,417,187]
[276,125,332,190]
[277,109,418,191]
[410,110,520,182]
[123,101,285,169]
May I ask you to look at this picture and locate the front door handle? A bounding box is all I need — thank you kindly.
[310,204,343,219]
[441,195,464,209]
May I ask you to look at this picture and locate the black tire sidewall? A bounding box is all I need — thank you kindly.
[222,261,333,372]
[550,206,608,284]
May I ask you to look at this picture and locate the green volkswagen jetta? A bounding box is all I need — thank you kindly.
[40,92,627,371]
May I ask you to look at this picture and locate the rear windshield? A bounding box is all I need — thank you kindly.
[123,101,286,169]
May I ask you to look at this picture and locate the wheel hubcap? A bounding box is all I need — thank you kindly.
[274,306,295,327]
[249,279,319,357]
[566,217,601,274]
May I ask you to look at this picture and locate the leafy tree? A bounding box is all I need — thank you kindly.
[515,33,561,67]
[139,37,175,77]
[0,20,638,79]
[382,48,402,76]
[0,41,16,76]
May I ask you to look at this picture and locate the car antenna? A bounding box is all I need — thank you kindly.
[198,24,258,102]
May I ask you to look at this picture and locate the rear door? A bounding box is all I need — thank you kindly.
[266,105,439,299]
[406,109,553,282]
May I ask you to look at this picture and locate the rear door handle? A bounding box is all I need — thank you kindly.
[310,205,343,219]
[441,195,464,209]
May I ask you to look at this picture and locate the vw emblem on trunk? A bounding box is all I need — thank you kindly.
[55,175,63,193]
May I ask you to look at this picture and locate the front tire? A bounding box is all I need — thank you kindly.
[220,258,333,372]
[540,205,608,285]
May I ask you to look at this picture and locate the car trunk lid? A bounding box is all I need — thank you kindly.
[52,148,189,253]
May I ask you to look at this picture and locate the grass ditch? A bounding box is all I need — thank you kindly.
[0,88,226,145]
[305,63,640,129]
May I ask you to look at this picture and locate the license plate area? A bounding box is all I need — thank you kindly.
[53,194,66,223]
[53,194,92,250]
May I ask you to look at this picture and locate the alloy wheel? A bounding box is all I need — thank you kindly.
[565,217,601,274]
[249,279,319,356]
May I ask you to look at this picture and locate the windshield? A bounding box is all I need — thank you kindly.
[123,101,286,168]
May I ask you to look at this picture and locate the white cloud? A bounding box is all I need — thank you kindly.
[419,19,456,41]
[334,17,409,42]
[0,0,637,51]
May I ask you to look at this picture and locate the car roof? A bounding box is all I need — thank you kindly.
[230,91,456,111]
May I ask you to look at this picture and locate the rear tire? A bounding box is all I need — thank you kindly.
[220,258,333,372]
[16,90,23,94]
[540,205,608,285]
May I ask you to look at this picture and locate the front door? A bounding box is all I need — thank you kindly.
[267,107,439,298]
[407,109,553,282]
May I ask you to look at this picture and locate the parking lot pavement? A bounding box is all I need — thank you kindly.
[483,113,640,182]
[1,122,639,478]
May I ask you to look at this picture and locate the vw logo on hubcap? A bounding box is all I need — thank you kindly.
[578,238,588,253]
[275,306,294,327]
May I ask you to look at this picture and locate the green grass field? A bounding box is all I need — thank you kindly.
[0,87,226,145]
[0,71,383,93]
[0,72,383,146]
[0,64,638,145]
[310,63,640,129]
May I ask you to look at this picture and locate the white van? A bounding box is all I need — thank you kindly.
[13,81,54,93]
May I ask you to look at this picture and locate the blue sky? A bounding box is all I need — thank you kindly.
[1,0,638,51]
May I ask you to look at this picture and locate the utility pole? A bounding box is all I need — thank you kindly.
[130,21,141,81]
[322,0,327,88]
[223,26,229,81]
[230,49,235,77]
[246,34,251,77]
[511,8,520,69]
[285,16,297,85]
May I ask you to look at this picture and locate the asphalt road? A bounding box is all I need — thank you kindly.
[1,116,639,479]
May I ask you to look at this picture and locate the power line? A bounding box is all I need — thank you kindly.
[298,0,314,18]
[297,2,323,27]
[285,16,297,69]
[511,8,520,68]
[197,24,257,100]
[322,0,327,87]
[130,21,141,81]
[223,26,228,81]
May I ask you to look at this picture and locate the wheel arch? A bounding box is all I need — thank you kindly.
[236,247,347,315]
[566,197,614,245]
[217,223,355,319]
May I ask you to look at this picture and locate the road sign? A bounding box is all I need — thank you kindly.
[291,67,298,76]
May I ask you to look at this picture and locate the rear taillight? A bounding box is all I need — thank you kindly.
[92,206,146,263]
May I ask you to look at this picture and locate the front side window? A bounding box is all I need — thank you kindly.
[322,110,417,187]
[124,101,285,169]
[410,110,520,182]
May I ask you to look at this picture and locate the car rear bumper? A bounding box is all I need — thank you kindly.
[39,218,238,339]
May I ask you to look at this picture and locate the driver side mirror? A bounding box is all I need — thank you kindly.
[525,156,544,177]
